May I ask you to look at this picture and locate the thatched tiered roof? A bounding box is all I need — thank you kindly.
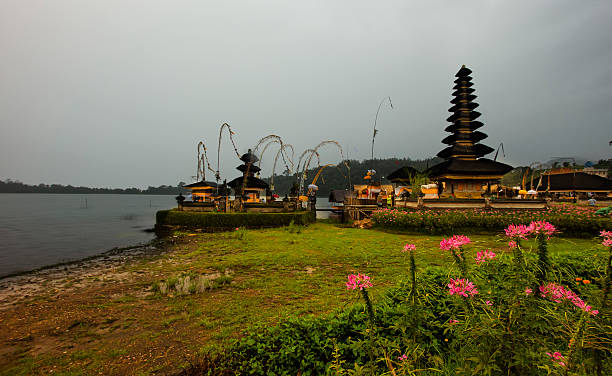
[427,66,512,180]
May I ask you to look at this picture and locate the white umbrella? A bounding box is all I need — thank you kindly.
[307,184,318,191]
[527,190,537,195]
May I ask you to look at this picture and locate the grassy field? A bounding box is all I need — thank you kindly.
[0,221,604,375]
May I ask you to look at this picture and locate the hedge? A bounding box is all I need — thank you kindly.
[156,210,316,230]
[371,206,612,237]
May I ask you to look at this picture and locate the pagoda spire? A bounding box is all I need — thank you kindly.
[437,65,494,160]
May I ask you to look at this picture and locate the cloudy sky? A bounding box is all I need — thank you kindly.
[1,0,610,188]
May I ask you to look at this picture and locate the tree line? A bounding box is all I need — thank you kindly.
[0,179,188,195]
[265,157,442,196]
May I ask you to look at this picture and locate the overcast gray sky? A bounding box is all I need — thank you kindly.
[1,0,611,188]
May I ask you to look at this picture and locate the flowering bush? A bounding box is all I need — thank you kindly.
[371,206,611,236]
[346,273,373,290]
[447,278,479,297]
[540,282,598,315]
[475,249,496,265]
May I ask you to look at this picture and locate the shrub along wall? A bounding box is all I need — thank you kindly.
[371,206,612,237]
[156,210,315,230]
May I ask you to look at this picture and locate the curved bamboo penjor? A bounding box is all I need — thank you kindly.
[296,149,322,194]
[270,143,295,190]
[253,135,294,173]
[217,123,241,182]
[256,138,294,174]
[196,141,216,181]
[299,140,351,194]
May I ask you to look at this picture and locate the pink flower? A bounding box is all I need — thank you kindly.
[440,235,471,250]
[346,273,373,290]
[525,287,533,295]
[504,224,531,239]
[448,278,479,297]
[485,300,493,306]
[600,230,612,239]
[540,282,598,315]
[475,250,496,265]
[403,243,416,252]
[397,354,408,361]
[449,319,459,325]
[508,240,517,249]
[527,221,557,237]
[603,238,612,247]
[546,351,567,368]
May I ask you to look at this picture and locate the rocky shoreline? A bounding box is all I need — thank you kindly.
[0,242,166,311]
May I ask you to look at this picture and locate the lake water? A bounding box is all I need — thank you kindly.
[0,193,333,277]
[0,194,176,277]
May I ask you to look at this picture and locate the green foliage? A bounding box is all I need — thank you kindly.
[188,246,612,375]
[372,207,611,236]
[267,157,442,196]
[156,210,316,229]
[409,173,430,198]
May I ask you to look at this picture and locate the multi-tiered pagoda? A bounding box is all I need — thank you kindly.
[427,65,512,198]
[228,149,269,202]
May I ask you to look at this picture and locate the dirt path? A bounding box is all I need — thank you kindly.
[0,237,219,375]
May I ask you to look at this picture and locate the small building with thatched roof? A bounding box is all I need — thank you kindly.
[228,149,269,203]
[183,180,218,202]
[532,172,612,198]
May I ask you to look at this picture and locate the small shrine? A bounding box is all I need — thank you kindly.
[228,149,269,203]
[426,65,512,198]
[183,180,218,202]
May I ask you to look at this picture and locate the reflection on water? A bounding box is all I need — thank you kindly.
[0,194,175,277]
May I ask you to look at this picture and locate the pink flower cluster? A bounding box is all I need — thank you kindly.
[601,230,612,247]
[508,240,517,249]
[539,282,598,315]
[475,249,496,265]
[448,278,479,297]
[529,221,557,237]
[397,354,408,361]
[439,235,471,250]
[403,243,416,252]
[545,351,566,368]
[346,273,373,290]
[504,221,557,239]
[504,224,531,239]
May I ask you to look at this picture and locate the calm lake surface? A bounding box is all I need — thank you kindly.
[0,194,176,277]
[0,193,332,277]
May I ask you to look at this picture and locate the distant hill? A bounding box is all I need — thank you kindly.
[0,179,188,195]
[263,157,442,196]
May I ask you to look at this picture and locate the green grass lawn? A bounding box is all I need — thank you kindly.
[154,222,602,347]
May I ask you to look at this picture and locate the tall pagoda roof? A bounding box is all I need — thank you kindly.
[437,144,495,159]
[441,131,488,145]
[428,65,512,180]
[236,164,261,174]
[444,121,484,132]
[184,180,218,188]
[227,176,269,190]
[239,149,259,164]
[426,158,512,178]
